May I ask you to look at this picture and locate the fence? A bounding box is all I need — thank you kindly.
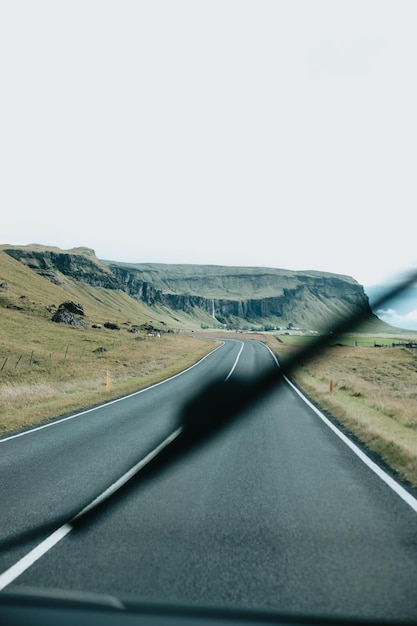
[0,340,124,375]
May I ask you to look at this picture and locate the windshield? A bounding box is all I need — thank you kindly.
[1,2,417,624]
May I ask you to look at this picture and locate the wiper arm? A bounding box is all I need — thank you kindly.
[2,271,417,546]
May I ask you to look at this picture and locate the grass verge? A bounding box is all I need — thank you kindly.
[0,333,219,435]
[270,334,417,488]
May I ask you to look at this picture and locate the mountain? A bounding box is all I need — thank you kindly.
[0,244,387,331]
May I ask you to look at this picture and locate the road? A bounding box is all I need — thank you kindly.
[1,338,417,621]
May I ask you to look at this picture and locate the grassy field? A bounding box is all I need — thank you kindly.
[0,319,218,435]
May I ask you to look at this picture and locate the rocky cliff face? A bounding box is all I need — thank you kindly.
[3,246,119,289]
[107,262,372,329]
[1,245,373,330]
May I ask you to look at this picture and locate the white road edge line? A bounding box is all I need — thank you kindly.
[73,427,183,519]
[285,375,417,514]
[0,344,223,444]
[0,525,72,592]
[0,427,184,591]
[263,343,417,514]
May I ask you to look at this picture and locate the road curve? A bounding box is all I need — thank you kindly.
[1,338,417,621]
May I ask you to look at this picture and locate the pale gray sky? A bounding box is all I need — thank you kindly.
[1,1,416,298]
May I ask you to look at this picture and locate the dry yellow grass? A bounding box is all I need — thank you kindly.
[0,333,219,435]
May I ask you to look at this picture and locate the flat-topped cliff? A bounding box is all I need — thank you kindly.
[1,245,375,330]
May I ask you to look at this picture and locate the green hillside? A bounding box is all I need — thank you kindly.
[0,249,214,330]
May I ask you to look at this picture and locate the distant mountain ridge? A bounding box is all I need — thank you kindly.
[1,244,380,331]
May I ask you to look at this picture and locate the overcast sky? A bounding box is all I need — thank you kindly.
[1,1,416,305]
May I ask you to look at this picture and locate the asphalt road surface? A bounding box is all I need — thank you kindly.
[1,338,417,622]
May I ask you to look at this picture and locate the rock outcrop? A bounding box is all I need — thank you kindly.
[3,246,119,288]
[52,301,87,327]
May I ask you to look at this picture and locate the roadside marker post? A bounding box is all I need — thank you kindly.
[106,371,111,392]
